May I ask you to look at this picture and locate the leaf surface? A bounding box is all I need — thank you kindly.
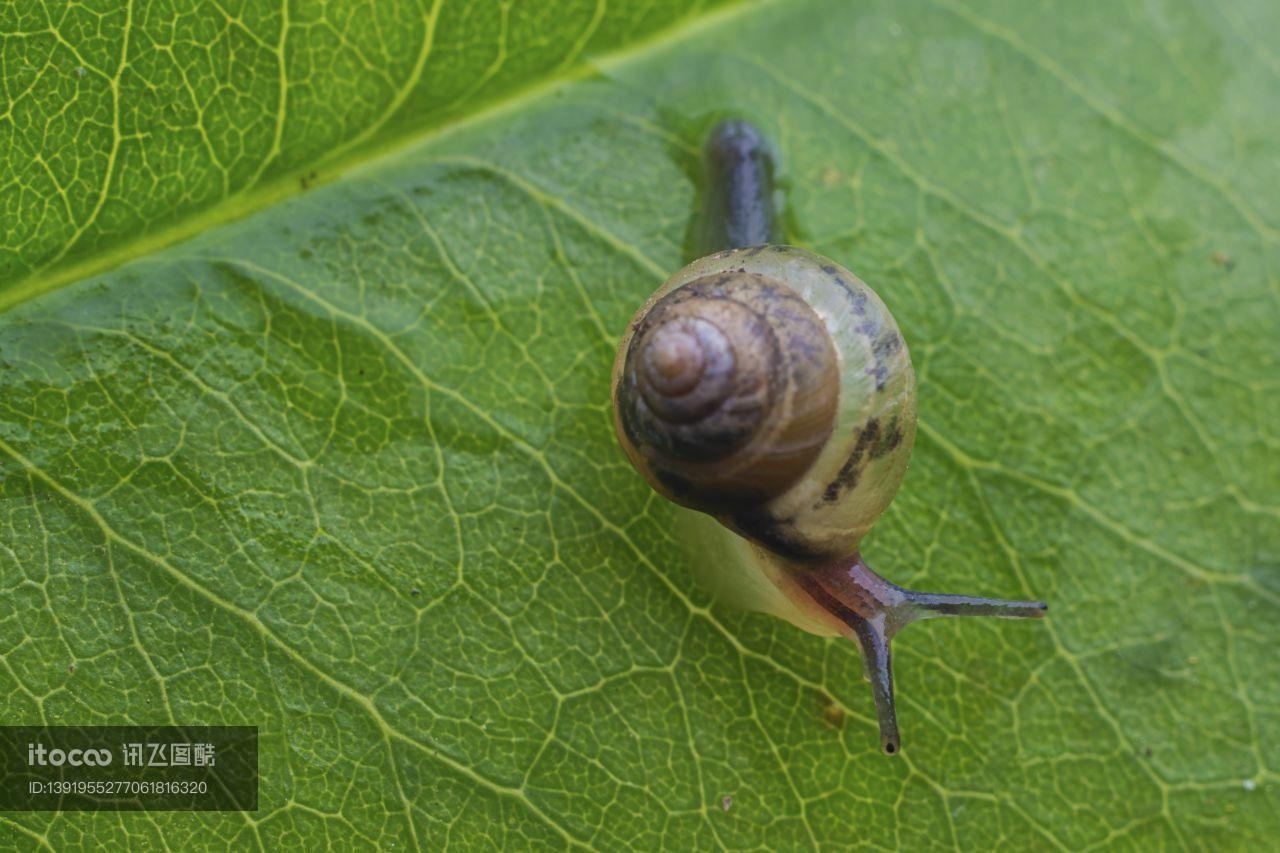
[1,0,1277,848]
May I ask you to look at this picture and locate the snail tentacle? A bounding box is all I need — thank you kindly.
[786,553,1045,754]
[904,591,1049,621]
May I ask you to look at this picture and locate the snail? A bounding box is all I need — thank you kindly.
[611,120,1046,755]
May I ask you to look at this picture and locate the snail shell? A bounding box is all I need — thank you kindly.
[613,244,917,561]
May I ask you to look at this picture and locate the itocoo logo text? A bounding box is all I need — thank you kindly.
[26,743,112,767]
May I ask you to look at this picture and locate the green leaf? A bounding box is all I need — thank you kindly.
[2,0,1277,848]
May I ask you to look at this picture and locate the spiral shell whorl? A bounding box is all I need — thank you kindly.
[630,286,773,455]
[615,271,839,513]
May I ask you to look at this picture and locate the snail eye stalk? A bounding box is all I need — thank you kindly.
[790,554,1046,755]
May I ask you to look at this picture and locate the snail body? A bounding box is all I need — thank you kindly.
[611,120,1045,754]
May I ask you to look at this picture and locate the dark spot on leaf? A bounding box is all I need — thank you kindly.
[820,695,844,729]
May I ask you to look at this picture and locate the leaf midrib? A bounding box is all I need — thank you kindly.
[0,0,764,315]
